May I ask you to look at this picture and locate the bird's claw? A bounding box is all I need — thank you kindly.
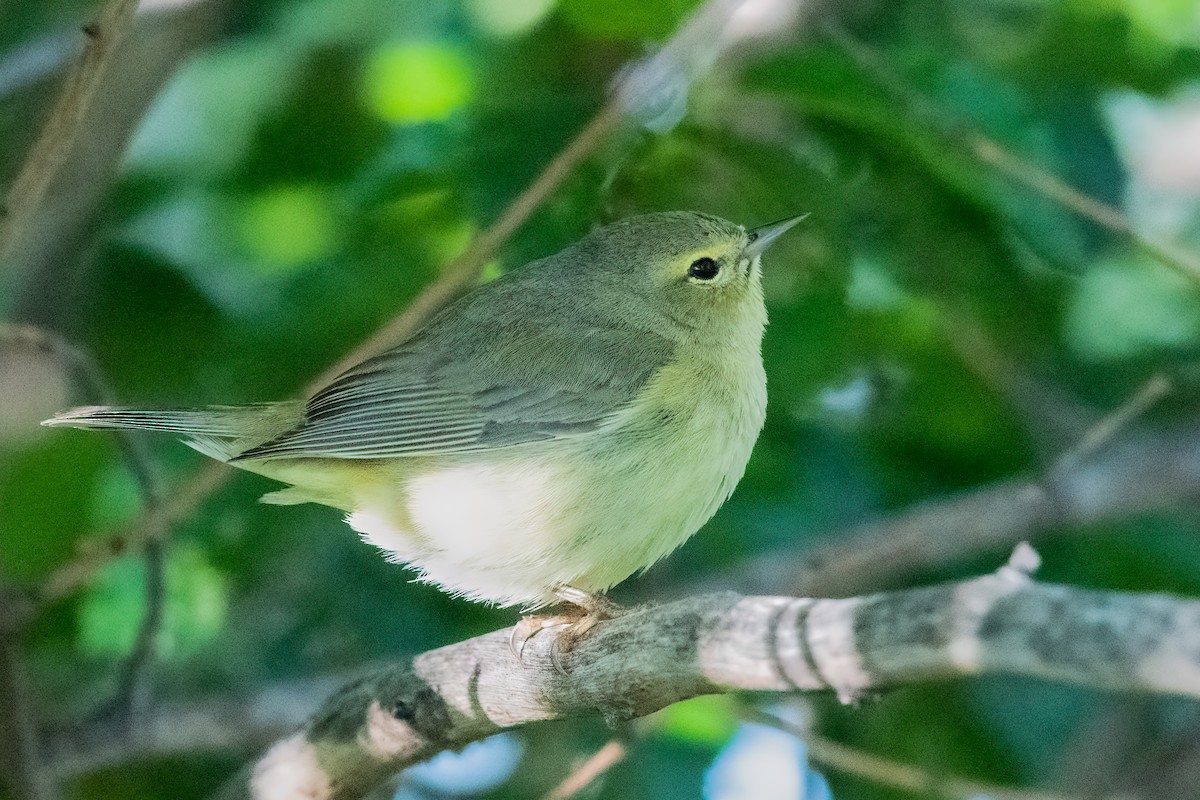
[509,615,570,662]
[508,586,624,674]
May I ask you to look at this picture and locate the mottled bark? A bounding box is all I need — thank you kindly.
[217,549,1200,800]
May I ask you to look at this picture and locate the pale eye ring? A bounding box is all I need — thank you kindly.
[688,257,720,280]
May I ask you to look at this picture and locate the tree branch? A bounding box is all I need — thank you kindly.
[540,737,629,800]
[0,0,140,266]
[720,417,1200,600]
[44,673,347,779]
[10,0,231,329]
[214,549,1200,800]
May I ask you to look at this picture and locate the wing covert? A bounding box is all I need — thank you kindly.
[233,319,674,461]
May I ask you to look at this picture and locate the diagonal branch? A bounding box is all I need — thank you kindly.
[540,737,629,800]
[0,0,141,265]
[309,100,624,390]
[10,0,231,329]
[731,386,1190,600]
[822,24,1200,283]
[214,549,1200,800]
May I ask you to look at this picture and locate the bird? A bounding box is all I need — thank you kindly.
[45,211,800,655]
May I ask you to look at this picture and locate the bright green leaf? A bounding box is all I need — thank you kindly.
[364,42,474,124]
[658,695,739,745]
[239,185,338,269]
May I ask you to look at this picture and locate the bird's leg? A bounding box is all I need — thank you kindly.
[508,585,625,673]
[551,584,624,631]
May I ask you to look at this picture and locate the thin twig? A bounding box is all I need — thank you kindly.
[1053,373,1172,473]
[945,314,1172,472]
[40,460,222,603]
[541,738,629,800]
[89,537,166,730]
[0,0,141,264]
[970,138,1200,280]
[11,0,230,329]
[309,100,624,390]
[940,312,1094,451]
[743,708,1126,800]
[58,332,168,730]
[768,372,1177,599]
[823,24,1200,283]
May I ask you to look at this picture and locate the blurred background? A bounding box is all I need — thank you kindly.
[3,0,1200,798]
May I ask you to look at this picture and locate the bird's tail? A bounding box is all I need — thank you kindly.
[42,403,300,462]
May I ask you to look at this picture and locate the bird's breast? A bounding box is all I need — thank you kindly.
[625,330,767,496]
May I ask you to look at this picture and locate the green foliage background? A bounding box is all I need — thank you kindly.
[3,0,1200,797]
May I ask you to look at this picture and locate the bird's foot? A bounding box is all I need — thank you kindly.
[509,614,571,662]
[508,585,624,674]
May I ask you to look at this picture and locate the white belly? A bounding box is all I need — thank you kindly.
[348,346,767,608]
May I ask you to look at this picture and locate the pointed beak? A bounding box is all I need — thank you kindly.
[744,213,808,260]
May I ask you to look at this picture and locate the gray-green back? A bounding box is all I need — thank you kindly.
[234,231,684,461]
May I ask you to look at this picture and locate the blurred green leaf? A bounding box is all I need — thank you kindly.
[558,0,700,39]
[466,0,557,37]
[364,41,475,124]
[238,184,339,270]
[78,543,228,660]
[1065,253,1200,361]
[1080,0,1200,53]
[125,43,302,179]
[0,435,109,582]
[658,695,740,745]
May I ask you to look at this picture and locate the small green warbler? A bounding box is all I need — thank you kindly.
[46,211,799,615]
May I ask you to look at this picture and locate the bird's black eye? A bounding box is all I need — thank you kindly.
[688,257,720,280]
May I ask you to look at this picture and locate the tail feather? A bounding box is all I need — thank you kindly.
[47,406,243,434]
[42,403,302,462]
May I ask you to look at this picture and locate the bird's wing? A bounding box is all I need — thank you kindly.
[232,309,674,461]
